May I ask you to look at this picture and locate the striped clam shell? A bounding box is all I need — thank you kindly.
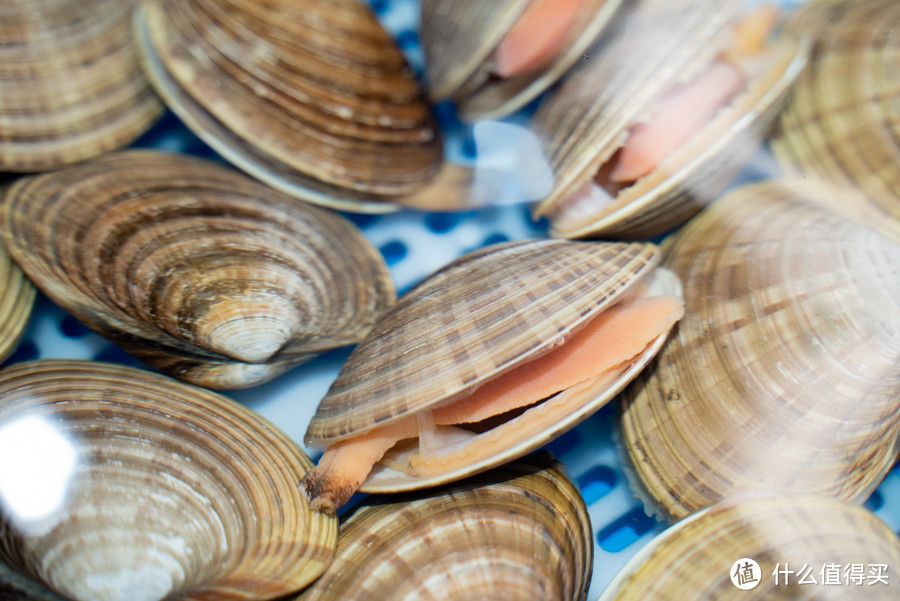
[598,492,900,601]
[0,150,395,389]
[297,453,592,601]
[0,236,34,364]
[772,0,900,243]
[531,0,808,240]
[305,238,677,493]
[0,360,336,601]
[421,0,624,121]
[619,179,900,521]
[134,0,442,213]
[0,0,163,172]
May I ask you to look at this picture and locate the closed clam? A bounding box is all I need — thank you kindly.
[620,179,900,522]
[531,0,808,240]
[0,0,163,172]
[421,0,624,121]
[301,238,684,513]
[598,492,900,600]
[0,360,336,601]
[772,0,900,242]
[298,453,592,601]
[0,150,395,389]
[0,237,34,364]
[134,0,442,212]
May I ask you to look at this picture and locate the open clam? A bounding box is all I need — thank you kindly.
[134,0,442,213]
[0,0,163,172]
[0,150,395,389]
[301,238,684,513]
[619,179,900,522]
[421,0,624,121]
[298,453,592,601]
[0,237,34,364]
[531,0,808,240]
[598,491,900,600]
[772,0,900,243]
[0,360,337,601]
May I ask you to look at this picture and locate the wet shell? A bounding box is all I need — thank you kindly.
[0,0,163,172]
[304,238,683,506]
[598,492,900,601]
[0,360,337,601]
[0,237,34,364]
[421,0,624,121]
[0,150,395,389]
[298,453,592,601]
[772,0,900,243]
[134,0,442,213]
[531,0,808,240]
[619,179,900,522]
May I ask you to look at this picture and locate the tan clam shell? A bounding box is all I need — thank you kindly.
[422,0,625,121]
[134,0,442,213]
[0,360,336,601]
[0,236,34,364]
[306,238,680,492]
[619,179,900,522]
[298,453,592,601]
[598,492,900,601]
[0,0,163,172]
[531,0,808,240]
[0,150,395,389]
[772,0,900,243]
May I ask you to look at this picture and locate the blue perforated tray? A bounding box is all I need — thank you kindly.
[3,1,899,600]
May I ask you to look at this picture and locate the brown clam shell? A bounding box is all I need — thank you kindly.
[135,0,442,212]
[0,237,34,364]
[599,492,900,601]
[619,179,900,522]
[306,238,680,493]
[422,0,624,121]
[298,453,592,601]
[772,0,900,242]
[0,360,337,601]
[0,0,163,172]
[531,0,808,240]
[0,151,395,389]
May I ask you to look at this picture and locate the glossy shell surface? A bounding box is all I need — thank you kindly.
[0,360,337,601]
[620,179,900,521]
[298,453,593,601]
[0,151,395,388]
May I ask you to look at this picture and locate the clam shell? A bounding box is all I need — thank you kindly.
[306,238,678,492]
[0,0,163,172]
[772,0,900,242]
[619,179,900,522]
[0,360,337,601]
[422,0,624,121]
[298,453,592,601]
[0,150,395,389]
[598,492,900,601]
[0,237,34,364]
[134,0,442,213]
[531,0,808,240]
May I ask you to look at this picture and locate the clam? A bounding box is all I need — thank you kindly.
[531,0,809,240]
[301,238,685,513]
[0,237,34,364]
[598,491,900,600]
[0,150,395,389]
[771,0,900,243]
[0,0,163,172]
[421,0,625,121]
[298,453,592,601]
[619,179,900,522]
[0,360,337,601]
[133,0,442,213]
